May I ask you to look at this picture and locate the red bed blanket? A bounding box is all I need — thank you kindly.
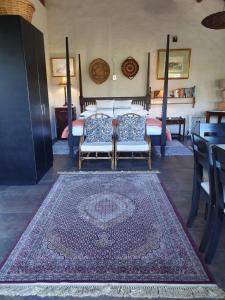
[61,118,172,141]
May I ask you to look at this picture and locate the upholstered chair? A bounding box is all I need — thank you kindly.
[79,113,114,169]
[199,123,225,138]
[114,113,151,169]
[187,133,216,254]
[204,145,225,263]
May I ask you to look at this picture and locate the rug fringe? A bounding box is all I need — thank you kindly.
[0,283,224,298]
[57,170,160,175]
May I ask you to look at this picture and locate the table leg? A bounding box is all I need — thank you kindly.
[179,123,181,140]
[218,116,222,124]
[183,121,185,141]
[206,112,210,123]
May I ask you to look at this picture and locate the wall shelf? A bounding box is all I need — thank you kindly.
[151,97,195,108]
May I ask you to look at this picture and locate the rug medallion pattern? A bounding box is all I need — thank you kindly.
[0,174,210,283]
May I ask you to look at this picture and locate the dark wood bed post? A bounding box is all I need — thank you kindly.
[66,37,73,159]
[146,52,151,110]
[78,54,84,112]
[161,34,170,157]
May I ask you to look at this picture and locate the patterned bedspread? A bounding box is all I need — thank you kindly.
[61,118,172,141]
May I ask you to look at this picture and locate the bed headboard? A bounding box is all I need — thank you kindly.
[80,96,149,112]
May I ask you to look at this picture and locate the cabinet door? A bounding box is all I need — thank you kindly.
[21,19,46,181]
[34,29,53,168]
[0,16,36,184]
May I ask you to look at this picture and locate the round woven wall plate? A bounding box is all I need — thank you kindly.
[121,56,139,80]
[202,11,225,29]
[89,58,110,84]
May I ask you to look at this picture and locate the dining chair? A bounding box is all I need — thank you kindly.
[114,113,151,169]
[187,133,216,253]
[204,145,225,263]
[78,113,114,169]
[199,123,225,138]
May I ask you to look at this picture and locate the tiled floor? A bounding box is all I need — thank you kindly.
[0,149,224,300]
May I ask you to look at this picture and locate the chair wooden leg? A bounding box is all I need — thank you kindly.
[205,210,224,264]
[111,155,114,170]
[148,150,151,170]
[199,205,214,253]
[115,151,117,169]
[187,177,201,227]
[79,150,82,170]
[204,202,209,220]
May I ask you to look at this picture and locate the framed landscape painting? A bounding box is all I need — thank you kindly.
[51,57,75,77]
[157,49,191,79]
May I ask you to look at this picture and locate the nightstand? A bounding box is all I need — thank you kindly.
[157,117,186,141]
[55,107,76,139]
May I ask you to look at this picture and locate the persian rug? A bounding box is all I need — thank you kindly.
[153,140,193,156]
[0,173,224,299]
[53,140,78,155]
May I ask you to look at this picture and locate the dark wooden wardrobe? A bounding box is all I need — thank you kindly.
[0,16,53,185]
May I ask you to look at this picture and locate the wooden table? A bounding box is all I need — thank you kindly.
[206,111,225,123]
[157,117,185,141]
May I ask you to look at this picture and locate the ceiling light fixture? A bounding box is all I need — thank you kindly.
[201,0,225,29]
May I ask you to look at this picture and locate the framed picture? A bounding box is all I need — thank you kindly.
[157,49,191,80]
[51,57,75,77]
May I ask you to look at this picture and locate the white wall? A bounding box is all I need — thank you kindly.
[45,0,225,136]
[31,0,47,35]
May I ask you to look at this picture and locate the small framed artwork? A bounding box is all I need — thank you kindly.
[157,49,191,80]
[51,57,75,77]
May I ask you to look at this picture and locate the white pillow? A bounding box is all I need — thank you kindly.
[96,109,114,118]
[114,100,132,109]
[114,109,132,117]
[131,104,144,111]
[85,105,97,112]
[135,110,149,116]
[114,109,149,117]
[80,110,95,118]
[96,100,114,109]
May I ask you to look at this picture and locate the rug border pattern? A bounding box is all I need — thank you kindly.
[0,283,224,299]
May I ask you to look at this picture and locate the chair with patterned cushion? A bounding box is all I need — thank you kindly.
[79,113,114,169]
[204,145,225,263]
[115,113,151,169]
[187,133,217,254]
[199,123,225,138]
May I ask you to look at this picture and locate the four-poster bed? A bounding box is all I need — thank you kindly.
[65,37,73,158]
[64,37,170,159]
[161,34,170,157]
